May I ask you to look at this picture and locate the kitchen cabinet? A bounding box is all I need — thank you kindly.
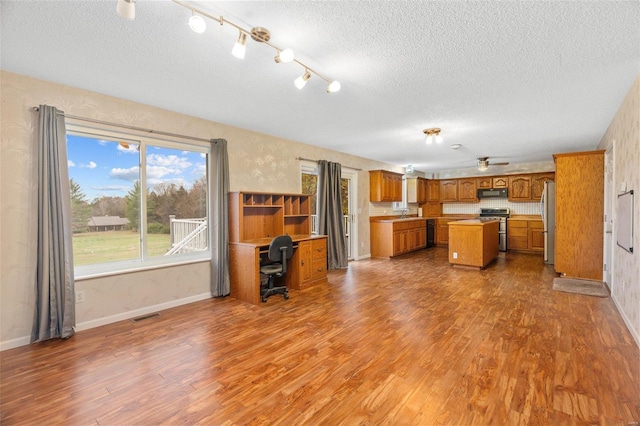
[493,176,509,188]
[427,179,440,202]
[508,175,532,201]
[507,218,544,252]
[436,218,452,245]
[370,218,427,258]
[477,177,493,189]
[422,201,441,217]
[448,219,500,268]
[440,180,458,202]
[407,177,428,203]
[554,151,604,281]
[370,170,403,202]
[458,178,478,202]
[531,173,555,200]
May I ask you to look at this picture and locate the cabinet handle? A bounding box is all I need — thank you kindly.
[301,260,305,266]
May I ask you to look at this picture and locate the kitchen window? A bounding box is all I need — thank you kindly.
[66,125,210,277]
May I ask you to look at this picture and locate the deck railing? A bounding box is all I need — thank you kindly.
[167,216,208,255]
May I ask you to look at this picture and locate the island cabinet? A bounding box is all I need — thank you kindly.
[458,178,478,202]
[448,219,500,268]
[554,151,604,281]
[370,170,403,202]
[370,218,427,258]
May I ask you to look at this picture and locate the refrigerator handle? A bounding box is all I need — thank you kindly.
[540,189,546,222]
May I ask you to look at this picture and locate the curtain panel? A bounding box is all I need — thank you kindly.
[210,139,230,297]
[32,105,76,342]
[317,160,348,269]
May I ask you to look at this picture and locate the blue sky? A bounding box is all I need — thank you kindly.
[67,134,207,202]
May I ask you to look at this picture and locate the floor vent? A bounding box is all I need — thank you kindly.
[131,313,160,322]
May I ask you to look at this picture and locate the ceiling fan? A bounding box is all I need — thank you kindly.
[477,157,509,171]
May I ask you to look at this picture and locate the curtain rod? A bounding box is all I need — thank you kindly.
[296,156,362,171]
[32,107,213,144]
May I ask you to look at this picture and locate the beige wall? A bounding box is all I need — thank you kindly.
[598,74,640,346]
[0,71,401,349]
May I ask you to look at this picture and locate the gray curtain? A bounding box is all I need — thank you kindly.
[317,160,348,269]
[32,105,76,342]
[210,139,230,296]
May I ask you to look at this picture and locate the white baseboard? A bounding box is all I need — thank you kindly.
[355,253,371,261]
[611,293,640,349]
[0,293,212,352]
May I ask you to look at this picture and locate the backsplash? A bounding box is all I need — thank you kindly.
[443,199,540,215]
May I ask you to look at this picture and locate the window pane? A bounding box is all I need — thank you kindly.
[67,134,141,266]
[146,147,208,257]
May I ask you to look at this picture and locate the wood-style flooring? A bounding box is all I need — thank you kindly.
[1,248,639,425]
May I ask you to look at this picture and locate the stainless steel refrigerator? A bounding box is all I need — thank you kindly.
[540,181,555,264]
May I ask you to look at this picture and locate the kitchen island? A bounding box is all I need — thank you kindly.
[448,219,500,268]
[370,217,427,258]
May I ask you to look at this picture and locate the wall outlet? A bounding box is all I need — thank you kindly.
[453,252,458,259]
[75,291,86,304]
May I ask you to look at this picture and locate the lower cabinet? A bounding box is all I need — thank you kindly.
[371,219,427,258]
[436,219,451,245]
[507,219,544,252]
[294,238,327,289]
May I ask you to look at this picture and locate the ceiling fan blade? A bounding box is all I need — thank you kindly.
[491,162,509,166]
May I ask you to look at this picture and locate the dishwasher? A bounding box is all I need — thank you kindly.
[426,219,435,248]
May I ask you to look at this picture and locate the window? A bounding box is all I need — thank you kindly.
[66,125,210,277]
[392,176,408,211]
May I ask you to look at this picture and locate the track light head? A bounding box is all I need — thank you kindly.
[274,48,294,63]
[294,71,311,90]
[116,0,135,20]
[327,81,341,93]
[189,14,206,34]
[232,32,248,59]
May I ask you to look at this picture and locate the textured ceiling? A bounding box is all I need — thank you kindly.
[2,0,639,173]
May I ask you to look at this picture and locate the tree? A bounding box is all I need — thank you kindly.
[125,181,142,231]
[91,196,125,218]
[69,178,91,233]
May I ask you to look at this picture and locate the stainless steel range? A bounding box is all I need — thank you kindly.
[478,208,510,251]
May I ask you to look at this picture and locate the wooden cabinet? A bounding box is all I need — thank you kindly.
[531,173,555,200]
[422,201,441,217]
[554,151,604,281]
[440,180,458,202]
[407,177,428,203]
[458,178,478,202]
[493,176,508,188]
[507,218,545,252]
[477,177,493,189]
[436,218,452,245]
[298,238,327,287]
[370,170,403,202]
[371,219,427,258]
[508,175,532,201]
[427,179,440,202]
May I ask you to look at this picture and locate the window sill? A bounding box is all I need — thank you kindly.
[74,255,211,281]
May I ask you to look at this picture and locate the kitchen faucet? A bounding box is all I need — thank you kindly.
[400,208,408,219]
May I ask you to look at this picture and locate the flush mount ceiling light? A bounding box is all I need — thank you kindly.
[423,128,443,145]
[450,144,462,150]
[117,0,341,94]
[116,0,135,20]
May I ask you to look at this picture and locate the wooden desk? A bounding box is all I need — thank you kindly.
[229,234,328,305]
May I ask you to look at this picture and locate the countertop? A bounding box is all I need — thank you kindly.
[449,219,500,226]
[370,217,429,223]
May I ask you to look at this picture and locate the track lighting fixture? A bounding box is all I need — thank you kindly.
[295,70,311,90]
[274,48,295,64]
[231,32,248,59]
[423,128,443,145]
[116,0,135,20]
[188,12,206,34]
[115,0,340,94]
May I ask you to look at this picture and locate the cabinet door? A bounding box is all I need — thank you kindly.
[424,201,441,217]
[493,176,508,188]
[440,180,458,202]
[507,220,528,250]
[528,221,544,251]
[477,177,492,189]
[298,240,312,283]
[530,173,555,201]
[417,178,428,203]
[427,180,440,202]
[508,175,532,201]
[458,178,478,202]
[436,220,449,245]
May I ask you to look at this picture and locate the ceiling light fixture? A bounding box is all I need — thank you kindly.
[231,31,248,59]
[188,12,206,34]
[477,158,489,171]
[295,70,311,90]
[118,0,341,94]
[423,128,442,145]
[116,0,135,20]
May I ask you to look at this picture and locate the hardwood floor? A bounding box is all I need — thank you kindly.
[1,248,638,425]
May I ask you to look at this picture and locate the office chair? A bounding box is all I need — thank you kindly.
[260,235,293,302]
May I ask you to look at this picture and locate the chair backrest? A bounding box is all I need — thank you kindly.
[268,235,293,263]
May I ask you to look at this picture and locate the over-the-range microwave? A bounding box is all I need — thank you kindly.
[477,188,508,199]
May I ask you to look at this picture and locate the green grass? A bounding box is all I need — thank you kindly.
[72,231,171,266]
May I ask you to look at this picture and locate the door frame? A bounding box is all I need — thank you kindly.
[603,144,615,288]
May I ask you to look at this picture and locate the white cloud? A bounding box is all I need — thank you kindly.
[68,160,76,167]
[92,185,130,192]
[147,153,191,169]
[146,165,182,179]
[193,163,206,177]
[110,166,139,181]
[80,161,97,169]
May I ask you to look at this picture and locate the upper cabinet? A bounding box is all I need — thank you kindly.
[477,177,493,189]
[369,170,403,202]
[508,172,555,202]
[458,178,478,202]
[407,177,428,203]
[493,176,509,188]
[440,179,458,202]
[427,179,440,202]
[531,173,555,200]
